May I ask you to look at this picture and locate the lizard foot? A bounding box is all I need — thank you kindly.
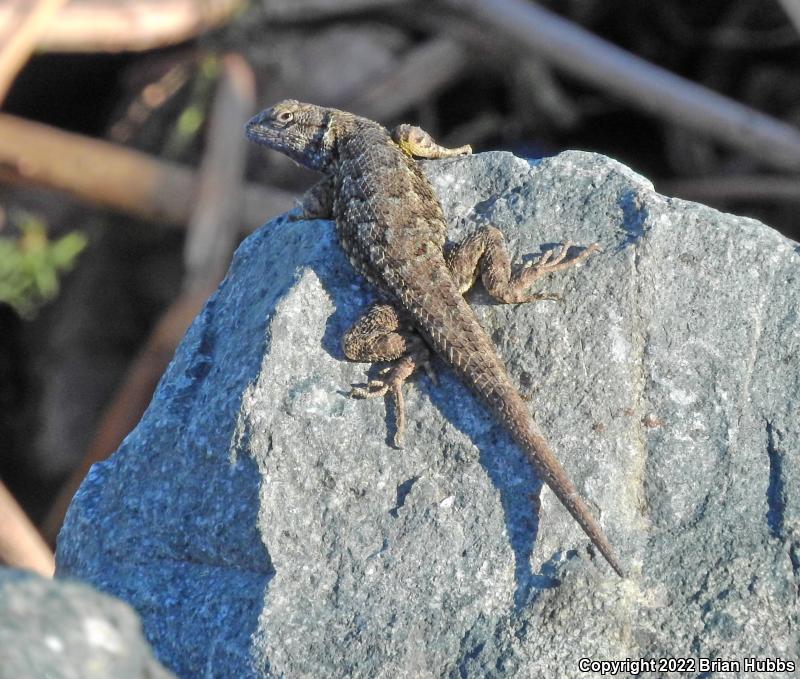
[524,241,602,274]
[507,241,602,302]
[350,356,416,448]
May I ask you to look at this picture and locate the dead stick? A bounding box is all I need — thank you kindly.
[0,0,68,103]
[0,480,55,576]
[0,113,294,230]
[0,0,244,53]
[447,0,800,172]
[184,53,254,292]
[340,38,470,121]
[776,0,800,36]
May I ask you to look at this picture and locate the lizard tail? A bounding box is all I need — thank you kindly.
[489,386,626,578]
[523,423,626,578]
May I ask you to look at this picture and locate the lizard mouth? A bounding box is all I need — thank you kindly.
[244,112,276,147]
[244,105,324,171]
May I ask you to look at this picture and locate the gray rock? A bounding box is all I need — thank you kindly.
[0,568,174,678]
[57,150,800,677]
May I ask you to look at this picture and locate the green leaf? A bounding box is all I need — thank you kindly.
[0,212,88,318]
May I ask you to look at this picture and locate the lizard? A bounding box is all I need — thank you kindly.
[245,100,625,578]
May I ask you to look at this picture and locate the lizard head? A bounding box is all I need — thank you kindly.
[246,100,336,172]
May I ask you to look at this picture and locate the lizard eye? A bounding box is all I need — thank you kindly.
[275,110,294,125]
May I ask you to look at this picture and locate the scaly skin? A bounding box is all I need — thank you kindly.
[246,100,625,578]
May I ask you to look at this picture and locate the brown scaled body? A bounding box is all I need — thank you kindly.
[246,100,624,578]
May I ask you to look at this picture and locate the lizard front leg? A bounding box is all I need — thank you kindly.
[291,175,334,221]
[446,225,601,303]
[391,124,472,159]
[343,303,433,448]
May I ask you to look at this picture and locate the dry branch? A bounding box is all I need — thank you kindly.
[447,0,800,172]
[0,0,68,103]
[184,54,254,292]
[0,480,55,576]
[0,114,294,231]
[0,0,245,53]
[777,0,800,36]
[340,38,470,122]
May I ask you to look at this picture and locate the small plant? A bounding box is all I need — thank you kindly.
[0,211,87,318]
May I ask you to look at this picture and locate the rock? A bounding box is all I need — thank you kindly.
[57,150,800,677]
[0,568,174,678]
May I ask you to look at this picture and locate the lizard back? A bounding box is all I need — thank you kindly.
[334,118,509,387]
[332,118,625,577]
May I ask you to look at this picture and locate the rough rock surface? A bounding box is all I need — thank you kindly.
[57,150,799,677]
[0,568,174,678]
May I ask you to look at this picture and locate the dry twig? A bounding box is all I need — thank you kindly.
[0,0,68,103]
[184,54,255,292]
[0,0,245,53]
[446,0,800,171]
[0,114,294,230]
[776,0,800,36]
[339,38,470,122]
[0,480,55,576]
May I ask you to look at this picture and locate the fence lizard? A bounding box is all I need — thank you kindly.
[246,100,625,578]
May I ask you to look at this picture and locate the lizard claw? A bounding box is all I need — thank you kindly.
[512,241,601,301]
[349,357,415,448]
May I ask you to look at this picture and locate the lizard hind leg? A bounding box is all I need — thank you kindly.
[343,303,433,448]
[445,225,601,304]
[391,124,472,159]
